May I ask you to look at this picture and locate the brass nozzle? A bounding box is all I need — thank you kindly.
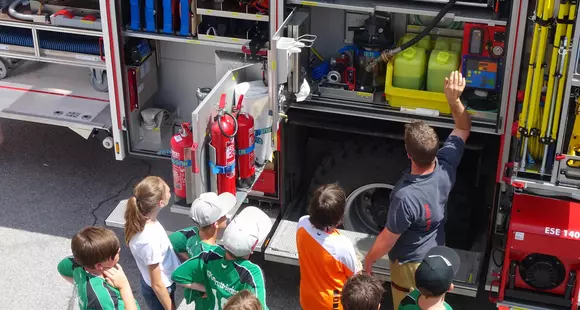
[365,49,396,72]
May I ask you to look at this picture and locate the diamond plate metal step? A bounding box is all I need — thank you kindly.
[264,219,482,297]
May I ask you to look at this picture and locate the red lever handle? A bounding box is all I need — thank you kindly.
[218,94,227,110]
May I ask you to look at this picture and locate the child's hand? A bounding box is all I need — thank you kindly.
[104,264,131,291]
[444,70,466,104]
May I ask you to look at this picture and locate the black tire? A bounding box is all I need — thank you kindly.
[308,140,409,234]
[308,139,475,247]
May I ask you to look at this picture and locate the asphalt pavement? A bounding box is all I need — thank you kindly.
[0,119,491,310]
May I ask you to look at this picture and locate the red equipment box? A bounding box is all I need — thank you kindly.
[462,23,506,58]
[252,168,276,195]
[499,193,580,309]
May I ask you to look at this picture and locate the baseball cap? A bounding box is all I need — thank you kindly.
[414,246,461,296]
[222,206,273,258]
[189,192,237,227]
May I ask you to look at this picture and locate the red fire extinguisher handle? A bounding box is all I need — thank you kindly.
[181,122,192,136]
[218,93,227,110]
[236,94,245,112]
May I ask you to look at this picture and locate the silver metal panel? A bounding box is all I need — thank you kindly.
[290,101,498,134]
[497,0,527,135]
[100,0,128,160]
[286,0,505,25]
[511,177,580,200]
[196,8,270,22]
[123,30,243,50]
[0,19,103,37]
[264,220,480,297]
[106,199,199,231]
[0,62,111,131]
[270,7,302,134]
[497,0,530,184]
[172,165,267,217]
[555,6,580,183]
[215,51,264,83]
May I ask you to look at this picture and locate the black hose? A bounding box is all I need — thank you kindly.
[365,0,460,72]
[397,0,460,53]
[217,111,238,139]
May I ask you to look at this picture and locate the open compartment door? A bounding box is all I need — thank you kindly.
[169,55,270,221]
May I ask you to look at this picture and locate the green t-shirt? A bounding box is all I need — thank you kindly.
[172,248,268,310]
[399,290,452,310]
[57,257,140,310]
[169,226,221,309]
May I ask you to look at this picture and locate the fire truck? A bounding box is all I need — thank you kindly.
[1,0,580,308]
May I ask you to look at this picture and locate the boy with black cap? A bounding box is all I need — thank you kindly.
[399,246,460,310]
[168,192,237,309]
[172,206,272,310]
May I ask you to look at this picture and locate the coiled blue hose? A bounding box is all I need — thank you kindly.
[0,26,34,47]
[0,27,102,55]
[39,32,102,55]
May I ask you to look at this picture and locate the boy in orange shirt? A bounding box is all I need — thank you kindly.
[296,183,362,310]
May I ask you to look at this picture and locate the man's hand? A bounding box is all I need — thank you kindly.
[444,70,466,105]
[444,70,471,137]
[363,260,373,276]
[104,264,131,291]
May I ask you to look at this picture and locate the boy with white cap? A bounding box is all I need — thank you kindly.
[172,206,272,310]
[168,192,236,309]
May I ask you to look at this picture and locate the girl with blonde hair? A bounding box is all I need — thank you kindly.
[125,176,180,310]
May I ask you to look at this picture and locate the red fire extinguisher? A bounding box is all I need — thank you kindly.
[211,94,238,195]
[171,122,198,200]
[234,94,256,188]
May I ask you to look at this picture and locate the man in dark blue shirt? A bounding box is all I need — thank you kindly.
[364,70,471,309]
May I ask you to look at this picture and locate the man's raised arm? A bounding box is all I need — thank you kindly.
[444,70,471,142]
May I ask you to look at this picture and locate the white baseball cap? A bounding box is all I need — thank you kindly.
[189,192,237,227]
[222,206,272,257]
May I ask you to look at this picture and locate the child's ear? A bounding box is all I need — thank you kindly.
[448,283,454,292]
[95,262,103,271]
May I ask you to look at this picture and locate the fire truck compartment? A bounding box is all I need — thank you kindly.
[262,108,499,297]
[0,61,111,134]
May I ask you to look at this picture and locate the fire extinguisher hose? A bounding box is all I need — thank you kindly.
[218,111,239,139]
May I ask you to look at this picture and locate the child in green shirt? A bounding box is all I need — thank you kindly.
[399,246,460,310]
[57,226,139,310]
[172,206,273,310]
[168,192,237,308]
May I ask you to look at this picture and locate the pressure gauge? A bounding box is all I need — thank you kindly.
[492,45,504,57]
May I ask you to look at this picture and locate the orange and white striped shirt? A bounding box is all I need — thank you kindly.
[296,215,361,310]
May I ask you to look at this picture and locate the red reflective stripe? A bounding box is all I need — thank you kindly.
[105,0,123,130]
[0,85,109,102]
[424,203,432,231]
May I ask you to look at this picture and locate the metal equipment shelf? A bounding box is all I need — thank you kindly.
[197,8,270,22]
[0,62,111,131]
[572,75,580,87]
[123,30,246,50]
[265,219,481,297]
[287,0,506,25]
[0,19,103,37]
[171,165,267,217]
[292,97,500,134]
[0,47,106,69]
